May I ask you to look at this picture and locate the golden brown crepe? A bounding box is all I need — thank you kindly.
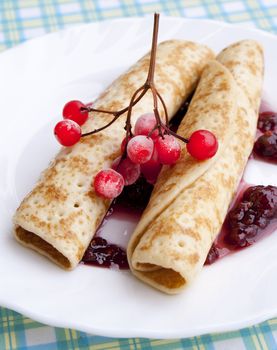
[13,40,214,269]
[127,40,264,294]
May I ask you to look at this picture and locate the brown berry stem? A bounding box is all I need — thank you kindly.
[81,114,121,137]
[80,13,186,146]
[163,124,189,143]
[146,13,159,85]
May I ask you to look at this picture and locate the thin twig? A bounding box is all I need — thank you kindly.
[156,90,169,125]
[162,124,189,143]
[81,114,121,137]
[80,13,188,147]
[146,13,159,85]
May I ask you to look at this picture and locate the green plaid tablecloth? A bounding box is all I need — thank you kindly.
[1,1,277,349]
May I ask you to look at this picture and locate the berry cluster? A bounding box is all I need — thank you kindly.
[225,185,277,248]
[254,111,277,160]
[53,13,218,200]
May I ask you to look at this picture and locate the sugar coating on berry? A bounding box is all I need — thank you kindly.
[134,113,159,138]
[94,169,124,199]
[127,135,154,164]
[187,129,218,160]
[63,100,88,126]
[54,119,81,147]
[156,135,181,165]
[112,156,140,186]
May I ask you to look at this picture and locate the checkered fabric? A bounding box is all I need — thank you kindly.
[1,0,277,349]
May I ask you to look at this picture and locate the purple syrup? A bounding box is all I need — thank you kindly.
[81,177,153,269]
[82,237,129,269]
[205,183,277,265]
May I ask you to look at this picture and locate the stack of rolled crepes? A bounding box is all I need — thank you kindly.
[13,40,214,269]
[127,40,264,294]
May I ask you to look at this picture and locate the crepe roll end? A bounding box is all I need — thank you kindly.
[14,226,72,270]
[131,265,187,295]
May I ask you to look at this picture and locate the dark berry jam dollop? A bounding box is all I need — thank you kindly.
[205,185,277,264]
[254,131,277,160]
[82,177,154,270]
[82,237,128,269]
[115,176,153,210]
[254,111,277,162]
[226,185,277,247]
[257,111,277,132]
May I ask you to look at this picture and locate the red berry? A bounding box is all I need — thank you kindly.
[141,146,162,184]
[93,169,124,199]
[112,157,140,186]
[127,135,154,164]
[187,130,218,160]
[121,136,131,153]
[155,135,181,165]
[134,113,159,139]
[63,100,88,126]
[54,120,81,147]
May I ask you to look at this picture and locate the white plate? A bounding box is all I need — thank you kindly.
[0,16,276,339]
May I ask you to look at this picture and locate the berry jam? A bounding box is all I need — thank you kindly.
[116,176,154,210]
[205,184,277,265]
[257,111,277,132]
[82,237,128,269]
[82,177,153,269]
[253,110,277,163]
[254,131,277,161]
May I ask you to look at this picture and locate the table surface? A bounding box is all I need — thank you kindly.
[1,0,277,349]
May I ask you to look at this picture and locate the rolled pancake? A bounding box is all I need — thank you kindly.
[13,40,214,270]
[127,40,264,294]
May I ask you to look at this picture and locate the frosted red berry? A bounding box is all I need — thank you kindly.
[112,157,141,186]
[94,169,124,199]
[141,146,162,184]
[63,100,88,126]
[54,119,81,147]
[134,113,159,139]
[127,135,154,164]
[187,130,218,160]
[155,134,181,165]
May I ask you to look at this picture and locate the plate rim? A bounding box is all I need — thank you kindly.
[1,15,276,58]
